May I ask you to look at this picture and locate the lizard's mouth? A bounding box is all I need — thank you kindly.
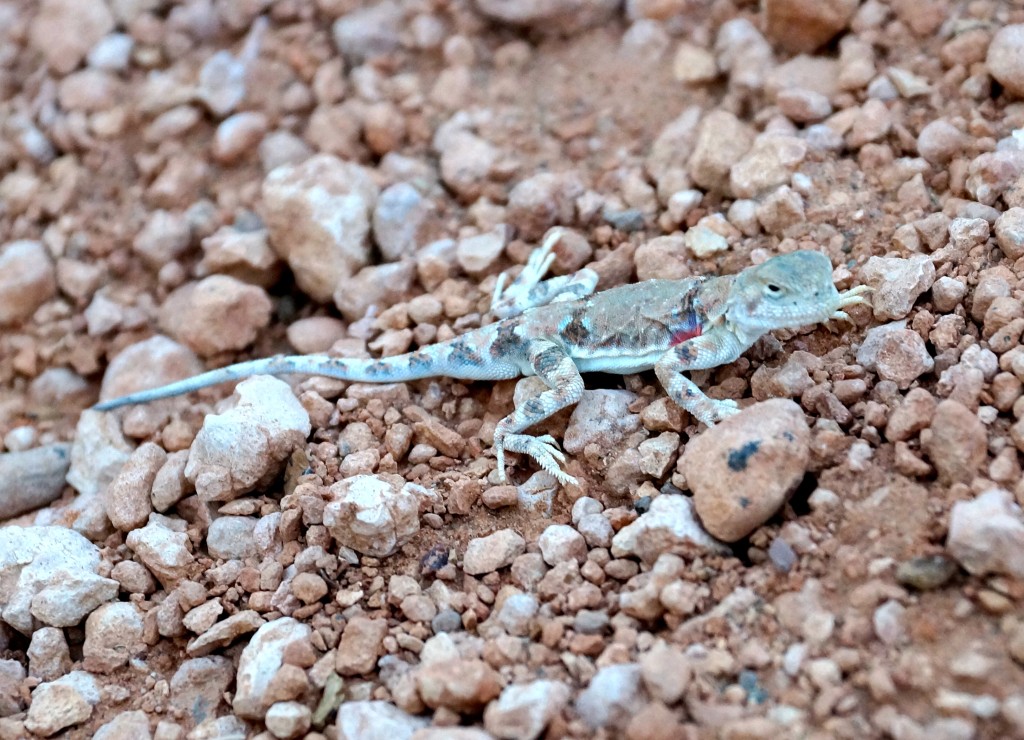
[768,284,872,330]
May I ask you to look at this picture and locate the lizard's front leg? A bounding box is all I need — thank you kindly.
[493,339,584,485]
[491,229,599,319]
[654,333,747,427]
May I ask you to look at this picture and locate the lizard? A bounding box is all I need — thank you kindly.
[95,231,870,486]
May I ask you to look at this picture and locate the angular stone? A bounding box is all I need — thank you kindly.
[0,526,117,634]
[233,617,312,720]
[415,658,502,713]
[922,400,986,485]
[185,376,311,502]
[687,111,754,196]
[860,255,935,321]
[764,0,858,53]
[186,610,265,657]
[612,494,726,563]
[83,602,144,673]
[947,489,1024,578]
[484,679,571,740]
[261,154,378,302]
[574,663,643,730]
[336,617,388,676]
[463,529,526,575]
[126,521,195,588]
[324,474,422,558]
[0,240,57,325]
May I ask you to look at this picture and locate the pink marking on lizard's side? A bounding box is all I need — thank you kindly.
[669,323,703,346]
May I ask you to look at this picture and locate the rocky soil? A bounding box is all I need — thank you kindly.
[2,0,1024,738]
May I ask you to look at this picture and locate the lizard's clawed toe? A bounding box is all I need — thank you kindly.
[695,398,741,427]
[552,470,579,486]
[496,432,574,486]
[490,234,562,318]
[837,284,872,309]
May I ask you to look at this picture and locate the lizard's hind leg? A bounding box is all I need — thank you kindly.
[493,339,584,485]
[491,229,598,319]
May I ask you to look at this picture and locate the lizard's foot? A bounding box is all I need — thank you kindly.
[495,432,578,486]
[491,231,560,318]
[832,285,872,321]
[691,397,741,427]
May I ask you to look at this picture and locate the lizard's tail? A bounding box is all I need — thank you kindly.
[94,327,523,410]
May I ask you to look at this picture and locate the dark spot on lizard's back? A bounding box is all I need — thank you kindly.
[559,307,592,346]
[448,336,484,366]
[727,440,760,471]
[407,351,433,371]
[366,361,389,377]
[490,318,525,358]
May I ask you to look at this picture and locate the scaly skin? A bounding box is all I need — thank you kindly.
[96,231,869,485]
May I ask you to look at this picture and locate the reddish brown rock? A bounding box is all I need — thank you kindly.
[416,659,502,713]
[763,0,859,53]
[159,275,272,358]
[0,241,57,325]
[105,442,166,532]
[336,617,388,676]
[921,400,987,484]
[684,399,810,542]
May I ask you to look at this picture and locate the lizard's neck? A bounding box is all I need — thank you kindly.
[710,278,778,350]
[693,274,735,325]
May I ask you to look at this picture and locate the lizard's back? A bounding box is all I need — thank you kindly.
[520,276,711,374]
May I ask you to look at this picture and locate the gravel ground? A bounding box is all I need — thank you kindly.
[2,0,1024,738]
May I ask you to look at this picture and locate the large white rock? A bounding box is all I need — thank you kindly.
[23,671,101,737]
[611,495,727,564]
[125,520,195,587]
[66,410,133,500]
[574,663,644,730]
[260,154,378,302]
[185,376,311,502]
[334,700,428,740]
[233,617,312,720]
[323,474,423,557]
[947,489,1024,578]
[0,526,118,634]
[484,679,572,740]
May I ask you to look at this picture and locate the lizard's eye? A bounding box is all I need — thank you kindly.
[764,283,782,296]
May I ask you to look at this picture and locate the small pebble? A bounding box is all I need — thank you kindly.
[895,555,959,591]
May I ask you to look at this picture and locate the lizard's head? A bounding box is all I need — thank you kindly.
[726,250,870,334]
